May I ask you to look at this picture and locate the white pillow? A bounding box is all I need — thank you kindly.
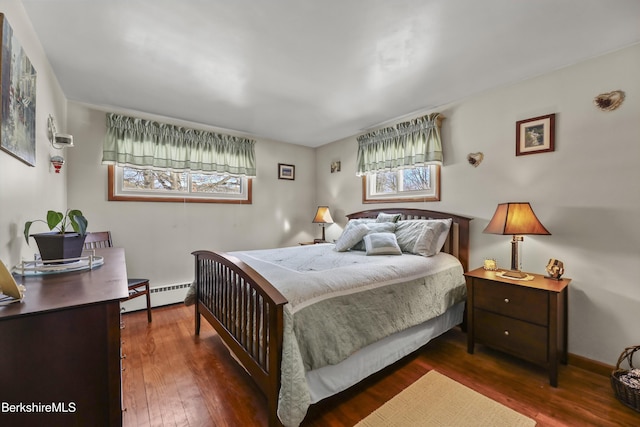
[335,222,370,252]
[395,218,452,256]
[363,232,402,255]
[426,218,453,254]
[412,225,440,257]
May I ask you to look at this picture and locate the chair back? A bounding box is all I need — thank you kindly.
[84,231,113,249]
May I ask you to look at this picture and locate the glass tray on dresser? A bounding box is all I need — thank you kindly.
[13,254,104,276]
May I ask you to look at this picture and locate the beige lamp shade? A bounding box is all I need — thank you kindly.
[312,206,334,224]
[312,206,333,242]
[483,202,550,277]
[483,203,550,236]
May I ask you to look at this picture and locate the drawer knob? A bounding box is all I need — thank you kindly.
[504,298,510,303]
[504,330,510,336]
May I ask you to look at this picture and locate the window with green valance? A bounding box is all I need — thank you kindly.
[102,113,256,177]
[356,112,443,176]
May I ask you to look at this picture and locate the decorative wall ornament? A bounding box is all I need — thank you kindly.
[50,155,64,173]
[467,152,484,167]
[47,115,74,148]
[594,90,625,112]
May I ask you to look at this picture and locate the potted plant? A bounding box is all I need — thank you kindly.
[23,209,89,262]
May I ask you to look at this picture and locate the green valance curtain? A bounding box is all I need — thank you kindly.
[356,112,442,176]
[102,113,256,176]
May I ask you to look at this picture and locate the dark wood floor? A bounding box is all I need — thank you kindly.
[121,304,639,427]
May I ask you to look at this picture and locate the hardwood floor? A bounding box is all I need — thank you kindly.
[122,304,639,426]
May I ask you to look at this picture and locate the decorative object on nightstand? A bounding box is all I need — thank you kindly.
[483,202,550,279]
[483,258,497,271]
[546,259,565,280]
[465,267,570,387]
[312,206,334,243]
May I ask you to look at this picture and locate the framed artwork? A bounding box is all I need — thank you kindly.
[330,161,341,173]
[278,163,295,180]
[0,14,37,166]
[516,114,555,156]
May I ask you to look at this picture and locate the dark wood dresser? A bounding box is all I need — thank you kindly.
[465,267,570,387]
[0,248,128,427]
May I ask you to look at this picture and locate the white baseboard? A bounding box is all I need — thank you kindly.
[120,282,191,314]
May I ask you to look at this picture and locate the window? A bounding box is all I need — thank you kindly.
[108,165,252,204]
[362,165,440,203]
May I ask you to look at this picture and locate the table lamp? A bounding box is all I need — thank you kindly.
[483,202,550,278]
[312,206,334,243]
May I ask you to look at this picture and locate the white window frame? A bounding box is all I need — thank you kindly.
[108,165,252,204]
[362,165,440,203]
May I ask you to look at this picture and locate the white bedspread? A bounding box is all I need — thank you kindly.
[228,243,466,427]
[233,243,463,312]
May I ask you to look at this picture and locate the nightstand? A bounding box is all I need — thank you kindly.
[464,267,570,387]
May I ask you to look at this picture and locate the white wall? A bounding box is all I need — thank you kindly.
[65,103,317,287]
[316,44,640,365]
[2,0,637,366]
[0,1,68,266]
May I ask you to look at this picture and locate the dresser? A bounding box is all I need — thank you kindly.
[464,267,570,387]
[0,248,128,427]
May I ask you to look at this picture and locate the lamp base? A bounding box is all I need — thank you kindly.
[501,269,528,279]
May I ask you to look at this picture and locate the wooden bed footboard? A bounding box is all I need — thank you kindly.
[192,250,287,427]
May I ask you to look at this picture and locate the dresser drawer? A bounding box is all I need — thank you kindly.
[475,309,548,364]
[474,279,548,325]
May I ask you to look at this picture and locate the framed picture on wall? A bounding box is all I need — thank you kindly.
[0,14,37,166]
[516,113,555,156]
[278,163,295,180]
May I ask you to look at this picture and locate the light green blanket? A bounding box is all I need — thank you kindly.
[231,244,466,427]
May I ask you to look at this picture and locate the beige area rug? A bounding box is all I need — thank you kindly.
[355,370,536,427]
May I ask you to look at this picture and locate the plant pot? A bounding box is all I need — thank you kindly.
[31,232,87,263]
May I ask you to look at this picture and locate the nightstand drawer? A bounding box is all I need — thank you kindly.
[474,279,548,325]
[475,309,548,364]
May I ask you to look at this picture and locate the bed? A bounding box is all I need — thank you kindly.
[191,208,472,427]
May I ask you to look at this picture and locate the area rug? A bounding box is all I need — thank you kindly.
[355,370,536,427]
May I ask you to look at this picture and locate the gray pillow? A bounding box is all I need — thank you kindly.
[352,222,397,251]
[375,212,402,223]
[363,232,402,255]
[335,222,370,252]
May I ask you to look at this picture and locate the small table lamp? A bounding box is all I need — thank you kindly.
[483,202,550,278]
[312,206,334,243]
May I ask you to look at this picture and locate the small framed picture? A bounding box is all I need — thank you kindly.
[278,163,295,180]
[330,161,341,173]
[516,113,555,156]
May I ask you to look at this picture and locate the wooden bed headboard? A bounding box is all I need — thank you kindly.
[346,208,472,272]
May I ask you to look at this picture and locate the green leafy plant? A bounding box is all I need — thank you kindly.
[23,209,88,244]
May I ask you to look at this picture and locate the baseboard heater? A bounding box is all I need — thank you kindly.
[120,282,191,314]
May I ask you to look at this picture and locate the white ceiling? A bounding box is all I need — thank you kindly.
[21,0,640,147]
